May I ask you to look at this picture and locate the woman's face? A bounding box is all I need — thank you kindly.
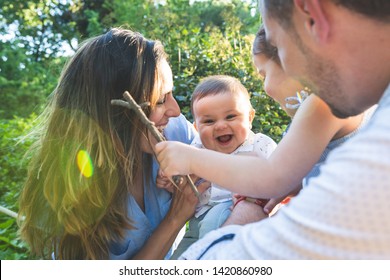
[253,54,302,118]
[141,59,180,153]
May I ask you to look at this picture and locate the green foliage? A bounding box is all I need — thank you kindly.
[0,14,66,119]
[112,0,289,140]
[0,0,75,59]
[0,218,32,260]
[0,44,65,118]
[0,115,37,259]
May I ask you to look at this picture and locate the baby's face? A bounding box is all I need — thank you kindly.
[253,54,302,118]
[193,91,254,154]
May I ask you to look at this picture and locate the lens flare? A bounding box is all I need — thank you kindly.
[76,150,94,178]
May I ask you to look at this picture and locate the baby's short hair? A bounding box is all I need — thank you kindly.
[191,75,252,116]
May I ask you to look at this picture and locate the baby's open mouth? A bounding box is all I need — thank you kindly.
[216,134,233,144]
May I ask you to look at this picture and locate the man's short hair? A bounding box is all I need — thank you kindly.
[261,0,390,27]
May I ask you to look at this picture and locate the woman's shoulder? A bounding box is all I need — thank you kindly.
[166,114,188,127]
[164,114,197,144]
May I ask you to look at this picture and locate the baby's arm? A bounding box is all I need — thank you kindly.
[155,143,269,196]
[156,95,353,198]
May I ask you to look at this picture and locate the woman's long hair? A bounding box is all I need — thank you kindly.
[18,28,167,259]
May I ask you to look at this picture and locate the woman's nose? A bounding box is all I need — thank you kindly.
[165,94,180,117]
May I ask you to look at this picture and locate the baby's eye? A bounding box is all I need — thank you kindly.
[226,114,236,120]
[203,119,214,124]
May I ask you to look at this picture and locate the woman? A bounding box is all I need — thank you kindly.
[18,28,205,259]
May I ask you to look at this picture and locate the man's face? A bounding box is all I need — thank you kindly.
[260,3,358,118]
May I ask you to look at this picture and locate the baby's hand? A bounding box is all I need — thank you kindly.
[155,141,195,177]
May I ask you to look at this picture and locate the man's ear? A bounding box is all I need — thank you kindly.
[294,0,330,44]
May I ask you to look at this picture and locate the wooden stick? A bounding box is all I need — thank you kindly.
[111,91,200,199]
[0,205,18,219]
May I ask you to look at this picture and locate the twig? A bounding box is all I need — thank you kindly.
[111,91,200,199]
[0,205,18,219]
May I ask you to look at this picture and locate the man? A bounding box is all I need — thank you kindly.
[164,0,390,259]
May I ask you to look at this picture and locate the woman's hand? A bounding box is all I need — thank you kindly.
[166,175,210,224]
[156,169,175,193]
[132,174,209,260]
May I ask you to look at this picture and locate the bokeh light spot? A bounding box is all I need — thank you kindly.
[76,150,94,178]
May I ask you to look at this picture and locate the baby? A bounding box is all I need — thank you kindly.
[161,75,277,259]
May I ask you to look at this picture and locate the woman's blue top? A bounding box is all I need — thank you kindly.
[109,114,197,259]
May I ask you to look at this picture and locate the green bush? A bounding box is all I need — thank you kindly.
[0,115,37,259]
[164,27,289,142]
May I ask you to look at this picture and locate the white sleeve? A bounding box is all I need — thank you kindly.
[178,225,242,260]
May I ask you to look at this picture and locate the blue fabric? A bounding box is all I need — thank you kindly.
[109,114,197,260]
[198,200,232,239]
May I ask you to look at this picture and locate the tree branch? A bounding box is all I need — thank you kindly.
[0,205,18,219]
[111,91,200,199]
